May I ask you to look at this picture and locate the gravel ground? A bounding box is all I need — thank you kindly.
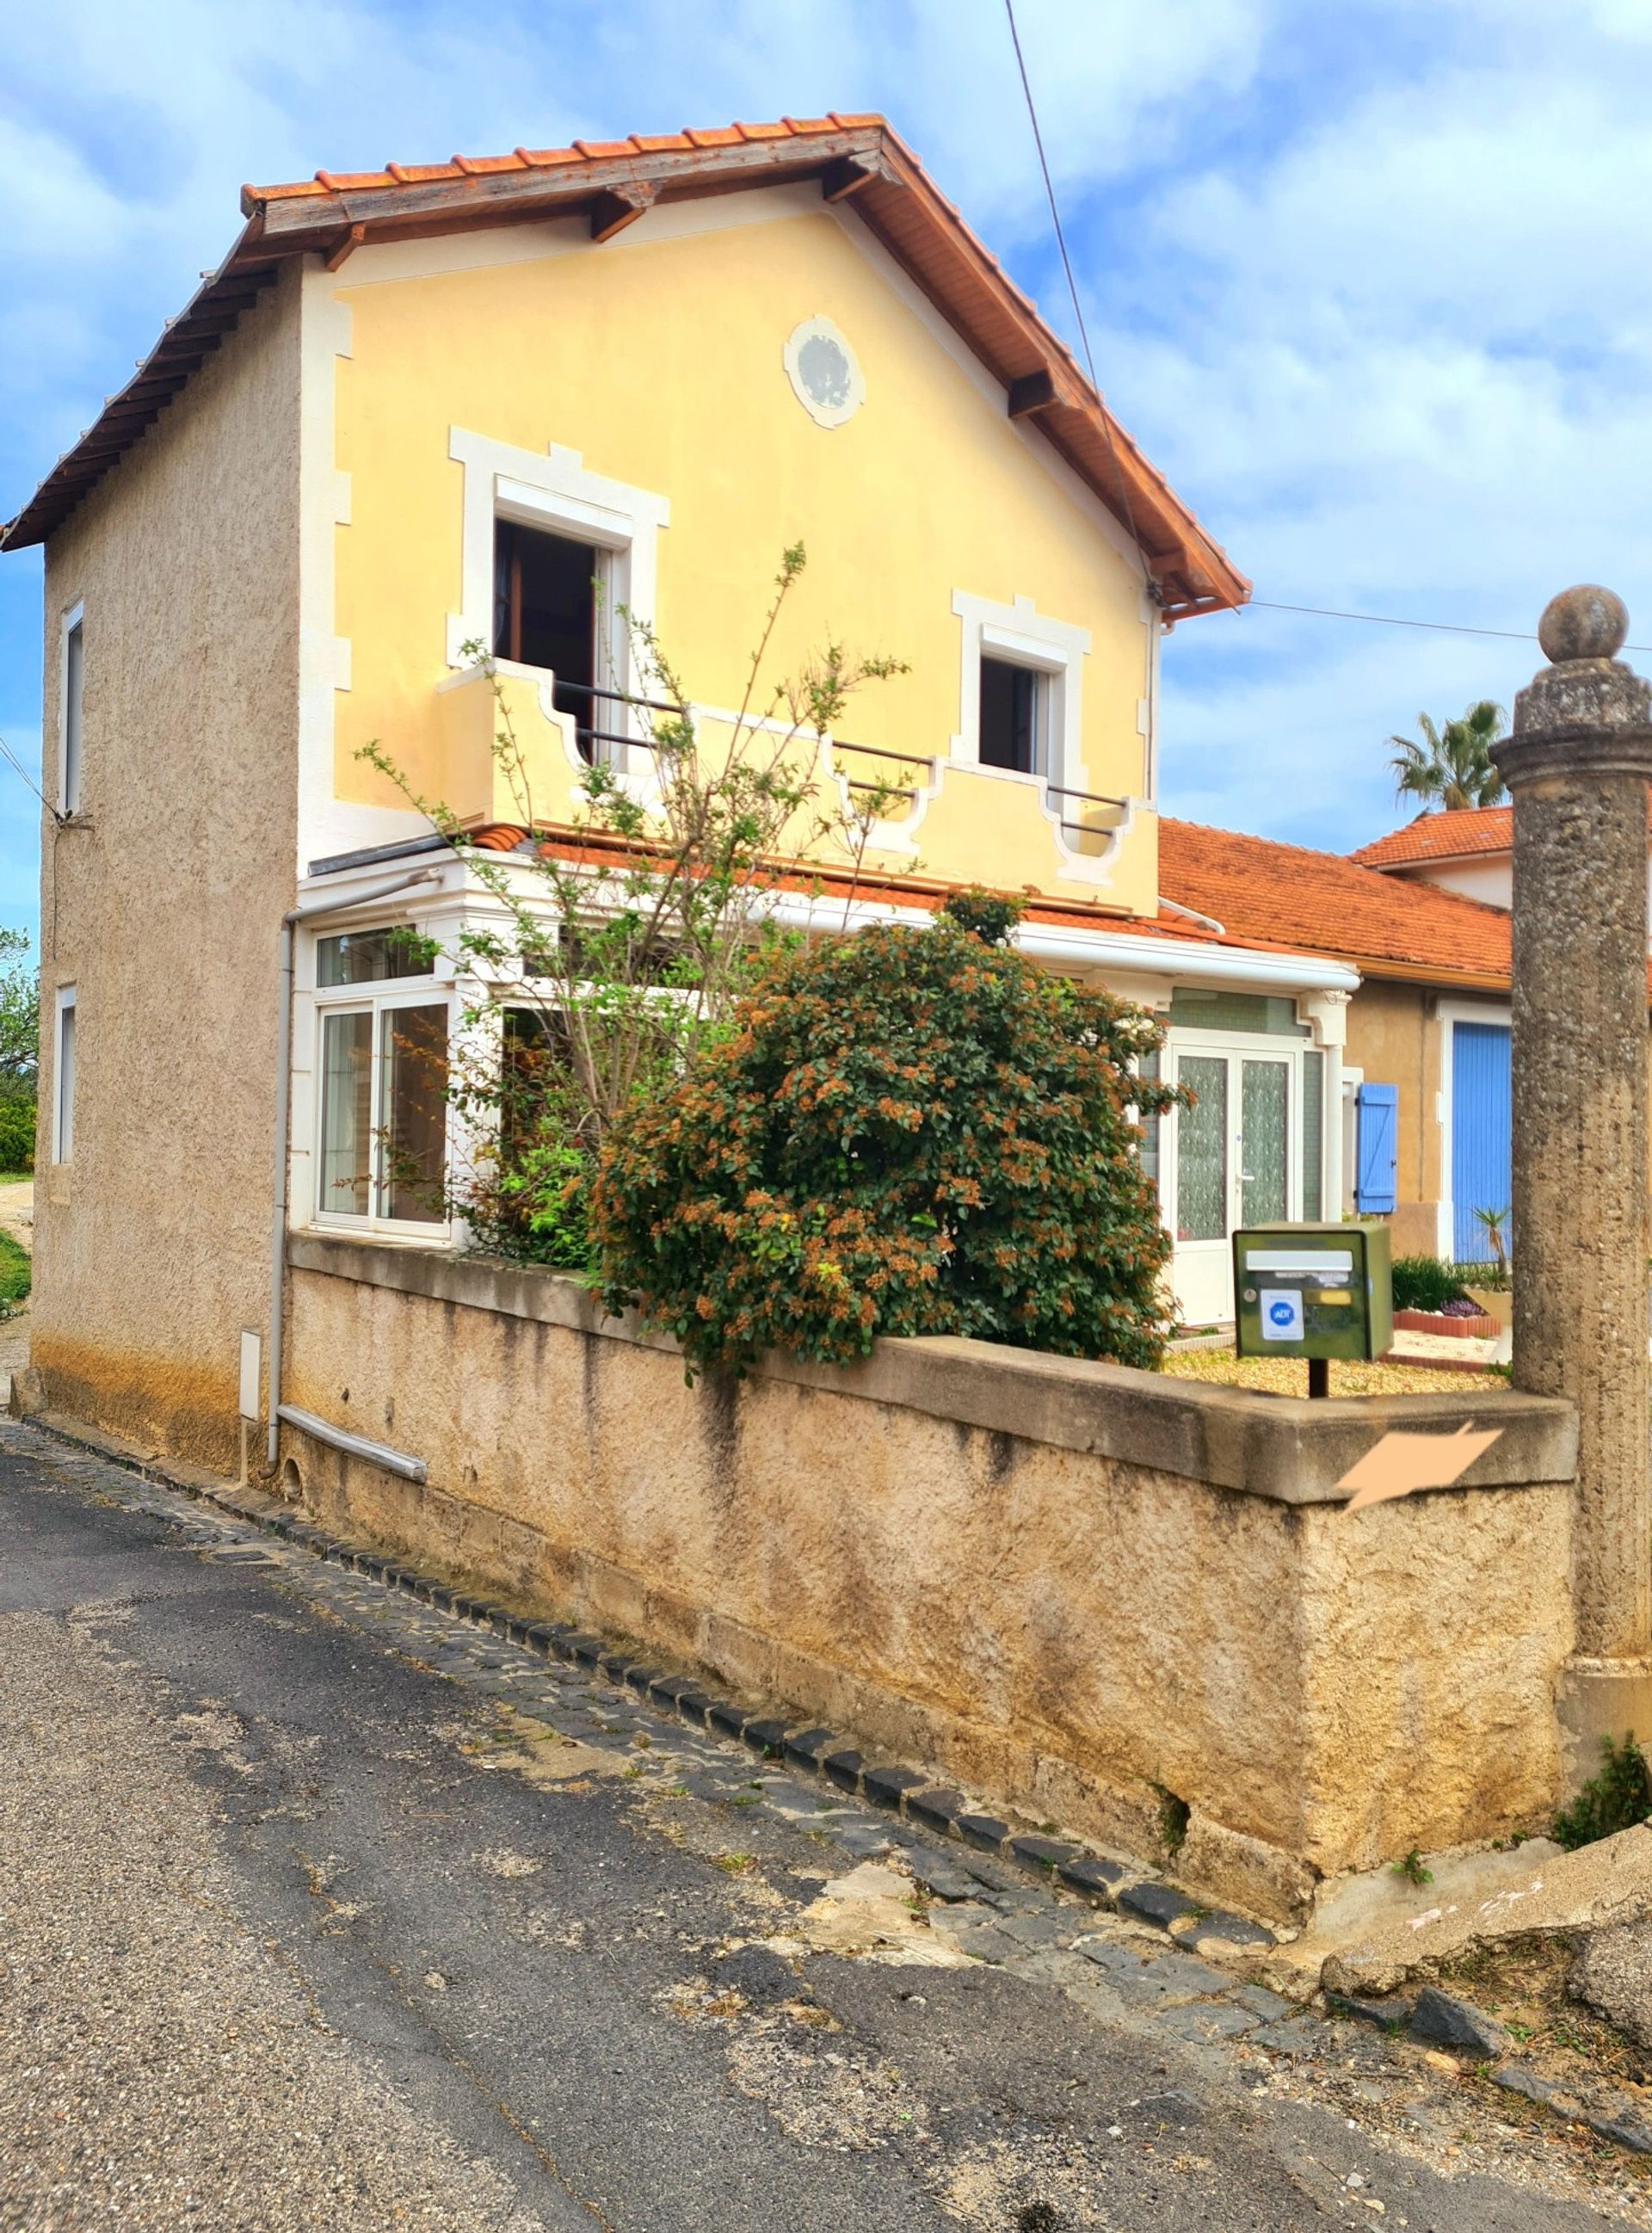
[1161,1350,1501,1397]
[0,1606,557,2232]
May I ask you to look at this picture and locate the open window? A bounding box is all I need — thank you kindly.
[978,654,1045,774]
[493,521,601,762]
[313,928,449,1228]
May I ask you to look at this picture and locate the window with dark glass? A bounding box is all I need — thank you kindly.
[978,655,1041,774]
[493,520,600,761]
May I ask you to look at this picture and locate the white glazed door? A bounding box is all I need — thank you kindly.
[1167,1042,1295,1325]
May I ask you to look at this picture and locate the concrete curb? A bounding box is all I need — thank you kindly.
[21,1407,1275,1955]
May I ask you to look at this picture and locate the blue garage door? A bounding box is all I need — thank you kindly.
[1452,1021,1511,1261]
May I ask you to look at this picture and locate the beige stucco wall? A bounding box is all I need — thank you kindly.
[33,271,303,1468]
[1344,978,1440,1254]
[283,1239,1575,1920]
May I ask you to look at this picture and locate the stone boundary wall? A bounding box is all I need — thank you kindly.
[284,1237,1578,1921]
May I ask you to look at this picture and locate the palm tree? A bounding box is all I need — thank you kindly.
[1389,700,1507,811]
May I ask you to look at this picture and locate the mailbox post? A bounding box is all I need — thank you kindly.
[1233,1223,1393,1397]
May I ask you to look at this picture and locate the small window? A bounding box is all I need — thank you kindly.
[978,655,1043,774]
[53,989,77,1163]
[494,520,601,762]
[317,926,437,988]
[62,610,84,813]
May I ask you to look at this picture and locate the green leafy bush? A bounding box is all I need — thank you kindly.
[1553,1732,1651,1851]
[592,911,1180,1376]
[0,1095,35,1175]
[1390,1255,1469,1313]
[0,1230,30,1310]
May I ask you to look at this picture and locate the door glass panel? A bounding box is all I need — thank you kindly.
[1241,1060,1289,1226]
[1177,1056,1228,1241]
[380,1002,449,1222]
[319,1010,373,1215]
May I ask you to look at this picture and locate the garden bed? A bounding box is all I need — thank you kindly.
[1393,1305,1501,1340]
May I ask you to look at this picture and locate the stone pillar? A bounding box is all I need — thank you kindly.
[1494,586,1652,1773]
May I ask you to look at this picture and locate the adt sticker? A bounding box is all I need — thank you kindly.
[1261,1290,1304,1342]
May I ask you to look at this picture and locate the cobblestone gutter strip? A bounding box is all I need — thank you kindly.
[21,1406,1268,1957]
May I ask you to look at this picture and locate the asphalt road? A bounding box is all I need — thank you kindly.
[0,1422,1629,2232]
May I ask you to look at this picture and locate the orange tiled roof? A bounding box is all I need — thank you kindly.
[1158,817,1518,990]
[1353,794,1652,871]
[1,116,1248,620]
[1348,807,1513,869]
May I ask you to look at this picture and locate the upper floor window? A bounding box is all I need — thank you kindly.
[494,520,601,762]
[61,604,84,814]
[979,655,1045,775]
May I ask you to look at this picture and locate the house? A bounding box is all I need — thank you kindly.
[5,112,1393,1463]
[1348,805,1652,1263]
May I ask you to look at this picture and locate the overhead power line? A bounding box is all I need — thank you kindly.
[0,731,59,822]
[1002,0,1142,556]
[1248,600,1652,656]
[1000,5,1648,663]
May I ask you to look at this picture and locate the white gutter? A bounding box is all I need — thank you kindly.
[760,890,1361,996]
[267,867,441,1469]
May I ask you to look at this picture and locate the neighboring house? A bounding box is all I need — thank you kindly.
[1351,805,1652,1262]
[15,112,1476,1456]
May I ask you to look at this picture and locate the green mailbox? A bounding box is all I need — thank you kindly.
[1233,1222,1393,1372]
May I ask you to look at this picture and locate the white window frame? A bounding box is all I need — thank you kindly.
[311,965,453,1239]
[447,427,669,761]
[59,600,84,815]
[950,590,1089,788]
[52,985,77,1163]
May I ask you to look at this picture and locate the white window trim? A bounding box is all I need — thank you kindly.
[447,426,670,755]
[951,590,1089,780]
[1435,998,1513,1259]
[59,600,84,815]
[52,985,77,1163]
[310,968,454,1240]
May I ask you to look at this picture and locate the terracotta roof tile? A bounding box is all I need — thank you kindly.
[1353,794,1652,871]
[1348,808,1513,868]
[1159,818,1513,985]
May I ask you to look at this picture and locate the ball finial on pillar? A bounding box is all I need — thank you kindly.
[1538,584,1629,665]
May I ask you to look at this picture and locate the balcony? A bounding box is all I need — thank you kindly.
[433,659,1145,905]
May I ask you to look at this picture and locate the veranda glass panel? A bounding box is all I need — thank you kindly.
[1177,1056,1227,1241]
[317,927,435,987]
[380,1002,449,1222]
[1137,1047,1161,1198]
[1241,1059,1289,1226]
[318,1010,373,1215]
[1301,1051,1325,1220]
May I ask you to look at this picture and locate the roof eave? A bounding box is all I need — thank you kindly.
[4,120,1248,610]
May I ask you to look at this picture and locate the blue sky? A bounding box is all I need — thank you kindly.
[3,0,1651,945]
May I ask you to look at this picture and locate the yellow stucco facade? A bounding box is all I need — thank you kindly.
[327,198,1160,913]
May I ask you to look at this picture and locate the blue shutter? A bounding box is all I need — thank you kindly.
[1354,1083,1399,1215]
[1451,1022,1512,1261]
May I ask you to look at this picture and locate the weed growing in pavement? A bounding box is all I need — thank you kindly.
[1553,1731,1651,1849]
[1392,1847,1433,1886]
